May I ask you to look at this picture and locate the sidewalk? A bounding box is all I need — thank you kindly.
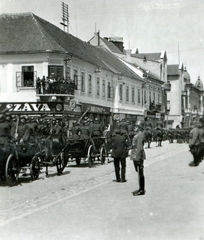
[1,141,204,240]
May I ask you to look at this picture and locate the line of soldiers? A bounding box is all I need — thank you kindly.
[0,113,68,145]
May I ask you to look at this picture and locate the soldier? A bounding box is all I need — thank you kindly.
[0,114,11,144]
[111,129,130,182]
[118,117,128,133]
[52,119,62,134]
[80,118,91,140]
[90,118,103,137]
[15,115,30,143]
[188,121,200,166]
[130,120,146,196]
[70,120,80,139]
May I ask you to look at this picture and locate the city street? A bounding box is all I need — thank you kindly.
[0,141,204,240]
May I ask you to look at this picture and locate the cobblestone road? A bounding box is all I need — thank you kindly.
[0,141,189,227]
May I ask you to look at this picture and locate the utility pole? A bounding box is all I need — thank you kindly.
[60,2,69,33]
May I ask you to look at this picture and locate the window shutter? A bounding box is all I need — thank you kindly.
[16,72,22,91]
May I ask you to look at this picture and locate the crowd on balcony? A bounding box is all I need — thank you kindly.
[36,76,77,95]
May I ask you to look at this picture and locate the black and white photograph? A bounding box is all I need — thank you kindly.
[0,0,204,239]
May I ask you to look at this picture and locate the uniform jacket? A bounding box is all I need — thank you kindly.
[91,123,103,137]
[130,131,146,162]
[189,127,200,147]
[111,133,129,158]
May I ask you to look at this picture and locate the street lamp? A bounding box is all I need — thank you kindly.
[166,100,170,128]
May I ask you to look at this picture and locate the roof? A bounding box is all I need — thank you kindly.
[101,38,124,54]
[131,52,162,62]
[167,64,180,75]
[195,76,203,90]
[0,12,142,81]
[183,68,191,83]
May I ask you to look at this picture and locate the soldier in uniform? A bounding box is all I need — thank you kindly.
[188,120,200,166]
[90,118,103,137]
[130,120,146,196]
[118,117,128,133]
[52,119,62,134]
[0,114,11,144]
[111,129,130,182]
[70,120,80,139]
[80,117,91,140]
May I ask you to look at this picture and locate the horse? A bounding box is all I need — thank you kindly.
[43,134,69,177]
[144,128,152,148]
[154,128,163,147]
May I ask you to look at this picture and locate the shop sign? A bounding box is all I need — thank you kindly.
[0,102,64,114]
[82,103,110,114]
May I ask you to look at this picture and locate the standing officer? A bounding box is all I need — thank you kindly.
[118,117,128,133]
[130,120,146,196]
[188,121,200,166]
[0,114,11,144]
[111,129,130,182]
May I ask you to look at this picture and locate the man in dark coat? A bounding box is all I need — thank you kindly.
[111,129,130,182]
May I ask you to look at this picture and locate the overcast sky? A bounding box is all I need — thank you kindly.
[1,0,204,84]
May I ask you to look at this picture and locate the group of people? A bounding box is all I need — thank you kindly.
[0,113,68,145]
[36,76,77,95]
[110,118,146,196]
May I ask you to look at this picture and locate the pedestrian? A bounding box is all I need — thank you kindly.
[130,120,146,196]
[111,129,130,182]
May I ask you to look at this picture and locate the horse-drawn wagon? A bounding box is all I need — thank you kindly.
[66,136,106,167]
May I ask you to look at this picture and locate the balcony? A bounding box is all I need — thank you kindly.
[36,78,76,101]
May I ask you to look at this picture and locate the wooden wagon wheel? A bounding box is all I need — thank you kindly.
[100,145,106,165]
[30,156,41,181]
[57,152,68,174]
[87,145,94,168]
[5,153,20,186]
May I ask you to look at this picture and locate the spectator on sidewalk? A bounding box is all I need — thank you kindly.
[130,120,146,196]
[111,129,129,182]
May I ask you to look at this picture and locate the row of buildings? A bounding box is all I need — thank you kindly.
[0,12,203,129]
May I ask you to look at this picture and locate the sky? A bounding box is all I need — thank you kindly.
[1,0,204,84]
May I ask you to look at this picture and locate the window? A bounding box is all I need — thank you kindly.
[144,90,147,104]
[119,84,123,101]
[102,80,105,98]
[153,92,156,102]
[126,86,129,102]
[66,66,71,79]
[138,89,140,104]
[22,66,34,87]
[81,72,85,92]
[48,65,63,79]
[108,82,111,99]
[97,77,100,96]
[74,69,78,89]
[88,74,92,94]
[132,87,135,103]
